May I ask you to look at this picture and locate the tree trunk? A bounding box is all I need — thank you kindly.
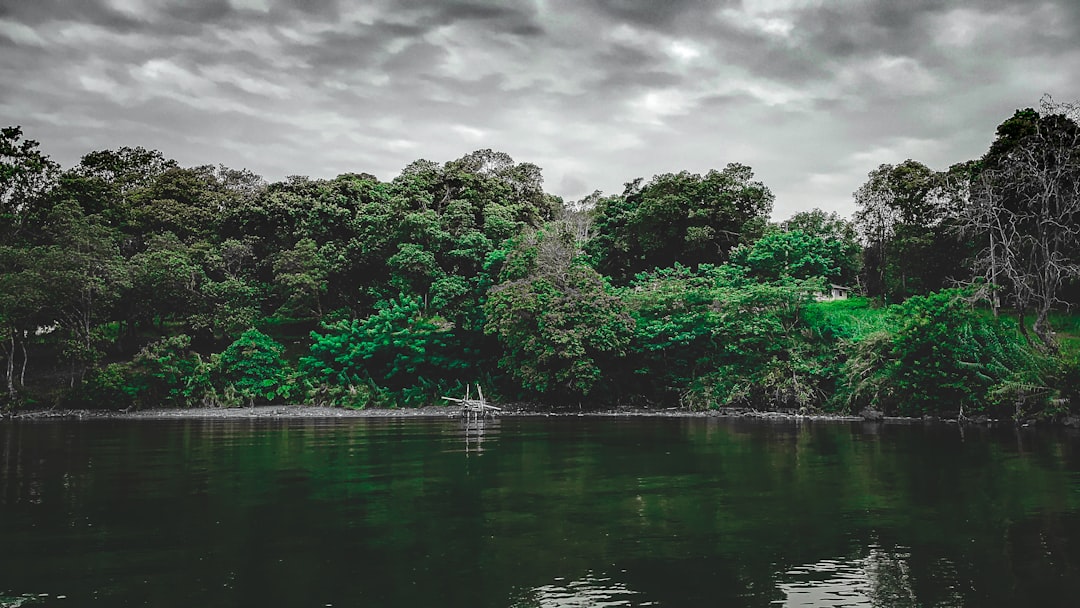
[1016,308,1033,346]
[19,333,27,388]
[989,230,999,317]
[1033,306,1058,351]
[5,330,15,400]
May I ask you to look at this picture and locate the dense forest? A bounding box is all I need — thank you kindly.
[2,98,1079,420]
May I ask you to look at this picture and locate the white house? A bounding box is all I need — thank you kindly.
[817,284,851,301]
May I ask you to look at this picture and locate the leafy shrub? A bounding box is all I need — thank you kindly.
[623,264,827,409]
[1059,350,1080,412]
[80,362,137,409]
[215,328,294,405]
[485,264,634,401]
[302,296,467,407]
[840,289,1042,417]
[125,334,210,408]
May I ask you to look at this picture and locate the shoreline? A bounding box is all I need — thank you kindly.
[8,404,855,421]
[3,404,1060,427]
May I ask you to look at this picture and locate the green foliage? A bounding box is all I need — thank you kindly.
[302,295,467,407]
[125,335,210,408]
[215,329,293,405]
[80,363,136,409]
[126,233,204,330]
[4,121,1080,419]
[803,297,893,342]
[839,289,1041,417]
[1059,350,1080,411]
[271,237,328,319]
[1,125,59,240]
[781,208,862,284]
[192,277,262,340]
[485,263,634,400]
[853,160,971,301]
[622,264,826,409]
[729,229,842,282]
[587,164,773,283]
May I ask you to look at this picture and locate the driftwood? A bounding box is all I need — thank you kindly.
[442,384,501,420]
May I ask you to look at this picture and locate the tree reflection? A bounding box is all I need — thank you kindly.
[510,572,657,607]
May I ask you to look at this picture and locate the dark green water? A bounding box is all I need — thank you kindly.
[2,417,1079,607]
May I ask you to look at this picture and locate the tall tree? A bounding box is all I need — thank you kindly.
[780,208,862,285]
[272,238,329,319]
[957,97,1080,349]
[0,246,51,400]
[1,126,58,240]
[485,224,633,401]
[0,127,58,400]
[853,160,964,300]
[59,146,177,231]
[587,164,774,283]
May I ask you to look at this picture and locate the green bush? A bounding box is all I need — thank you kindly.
[215,328,294,405]
[840,289,1043,417]
[80,362,137,409]
[485,264,634,401]
[125,334,210,408]
[301,296,468,407]
[623,264,827,409]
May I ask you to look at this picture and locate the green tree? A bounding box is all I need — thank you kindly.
[126,233,205,335]
[485,263,633,401]
[124,334,210,408]
[0,245,53,401]
[1,127,60,401]
[1,126,59,240]
[36,202,128,385]
[129,165,226,243]
[622,264,823,408]
[272,238,329,319]
[729,229,840,283]
[854,160,970,301]
[215,329,293,405]
[587,164,774,283]
[59,145,177,229]
[303,296,465,406]
[781,208,862,285]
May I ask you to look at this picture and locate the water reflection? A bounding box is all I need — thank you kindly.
[0,593,45,607]
[447,418,501,454]
[777,546,960,607]
[2,418,1079,607]
[511,573,658,607]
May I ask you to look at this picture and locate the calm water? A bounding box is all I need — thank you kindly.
[1,417,1079,607]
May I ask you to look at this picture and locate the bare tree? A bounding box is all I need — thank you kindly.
[956,96,1080,350]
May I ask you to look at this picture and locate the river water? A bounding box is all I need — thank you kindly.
[1,417,1078,607]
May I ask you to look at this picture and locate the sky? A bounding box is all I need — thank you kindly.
[1,0,1078,220]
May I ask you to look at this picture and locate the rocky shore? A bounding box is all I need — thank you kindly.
[7,403,1065,426]
[3,403,858,420]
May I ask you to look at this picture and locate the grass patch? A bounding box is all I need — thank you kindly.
[1048,310,1080,355]
[803,297,893,341]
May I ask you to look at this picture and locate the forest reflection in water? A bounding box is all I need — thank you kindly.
[1,416,1079,607]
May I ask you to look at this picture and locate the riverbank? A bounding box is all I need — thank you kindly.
[5,403,860,421]
[6,403,1066,426]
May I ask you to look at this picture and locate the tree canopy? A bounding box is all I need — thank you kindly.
[2,103,1078,421]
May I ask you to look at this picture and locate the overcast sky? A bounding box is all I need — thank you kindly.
[2,0,1078,219]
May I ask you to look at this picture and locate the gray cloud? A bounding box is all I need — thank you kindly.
[1,0,1078,219]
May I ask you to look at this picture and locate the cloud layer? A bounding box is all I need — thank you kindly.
[2,0,1078,218]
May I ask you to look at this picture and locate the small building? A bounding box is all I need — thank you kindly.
[817,284,851,301]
